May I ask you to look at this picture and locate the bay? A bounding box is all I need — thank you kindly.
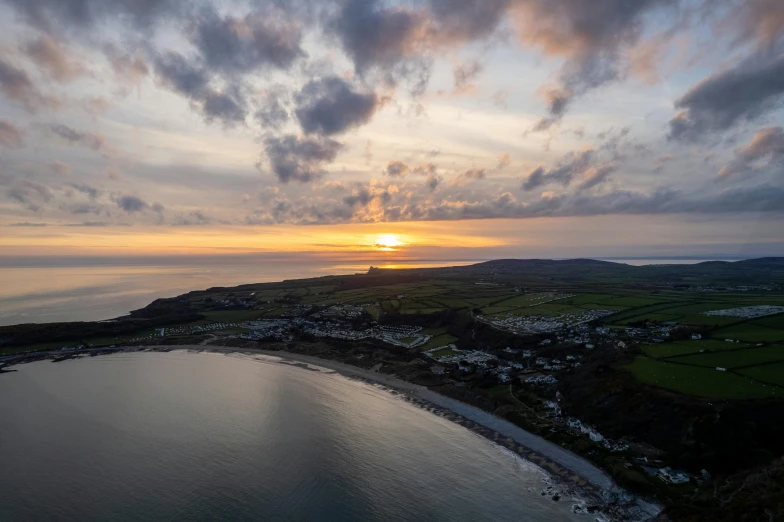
[0,351,582,521]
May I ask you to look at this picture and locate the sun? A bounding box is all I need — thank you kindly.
[375,234,404,251]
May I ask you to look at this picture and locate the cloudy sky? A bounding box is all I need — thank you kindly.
[0,0,783,260]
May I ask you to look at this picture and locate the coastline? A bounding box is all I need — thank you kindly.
[1,344,662,521]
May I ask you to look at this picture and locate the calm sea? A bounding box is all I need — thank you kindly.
[0,257,477,326]
[0,351,582,521]
[0,255,740,326]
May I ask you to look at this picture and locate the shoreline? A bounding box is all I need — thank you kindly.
[1,344,662,521]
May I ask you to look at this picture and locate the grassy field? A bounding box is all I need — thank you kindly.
[624,356,779,399]
[738,362,784,386]
[670,345,784,369]
[711,323,784,343]
[641,339,752,358]
[419,333,457,351]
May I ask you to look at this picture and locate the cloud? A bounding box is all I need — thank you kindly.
[522,149,598,191]
[7,179,53,211]
[172,210,212,226]
[668,53,784,142]
[0,57,59,112]
[2,0,191,30]
[428,0,509,43]
[255,88,290,130]
[50,124,104,150]
[116,195,148,212]
[492,89,510,109]
[70,183,101,200]
[153,51,210,96]
[513,0,676,129]
[453,59,483,92]
[330,0,429,72]
[385,160,409,177]
[577,164,617,191]
[105,47,149,85]
[0,120,25,148]
[730,0,784,47]
[263,134,343,183]
[22,35,86,82]
[189,9,304,75]
[425,172,442,191]
[497,152,511,169]
[295,76,380,136]
[452,167,487,186]
[49,161,70,175]
[719,126,784,178]
[412,163,437,176]
[153,51,247,125]
[83,97,111,115]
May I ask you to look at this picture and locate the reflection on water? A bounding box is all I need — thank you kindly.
[0,352,581,522]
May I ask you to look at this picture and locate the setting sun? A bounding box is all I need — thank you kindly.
[375,234,404,251]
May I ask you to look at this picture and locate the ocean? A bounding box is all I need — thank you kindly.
[0,255,743,326]
[0,351,582,521]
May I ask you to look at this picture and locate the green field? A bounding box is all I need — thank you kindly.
[419,333,457,351]
[711,324,784,343]
[671,345,784,369]
[738,362,784,386]
[624,356,779,399]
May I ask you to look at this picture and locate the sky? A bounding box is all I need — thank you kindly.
[0,0,783,262]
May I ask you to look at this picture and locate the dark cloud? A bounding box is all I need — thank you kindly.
[668,53,784,141]
[189,10,304,75]
[116,194,147,212]
[577,164,617,191]
[153,51,247,125]
[70,183,101,199]
[153,52,210,97]
[50,124,104,150]
[497,153,511,169]
[23,35,86,82]
[1,0,191,30]
[428,0,510,43]
[295,77,379,136]
[331,0,428,72]
[0,57,59,112]
[522,149,596,191]
[201,89,247,124]
[385,160,409,177]
[719,126,784,178]
[263,134,343,183]
[343,187,374,207]
[0,120,25,148]
[255,89,290,131]
[425,173,442,191]
[7,180,53,211]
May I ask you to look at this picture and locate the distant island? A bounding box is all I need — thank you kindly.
[3,257,784,522]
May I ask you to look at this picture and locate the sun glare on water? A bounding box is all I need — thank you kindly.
[375,234,404,251]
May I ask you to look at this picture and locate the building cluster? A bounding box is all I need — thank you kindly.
[484,309,615,335]
[702,305,784,319]
[317,304,372,319]
[565,418,629,452]
[657,467,690,485]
